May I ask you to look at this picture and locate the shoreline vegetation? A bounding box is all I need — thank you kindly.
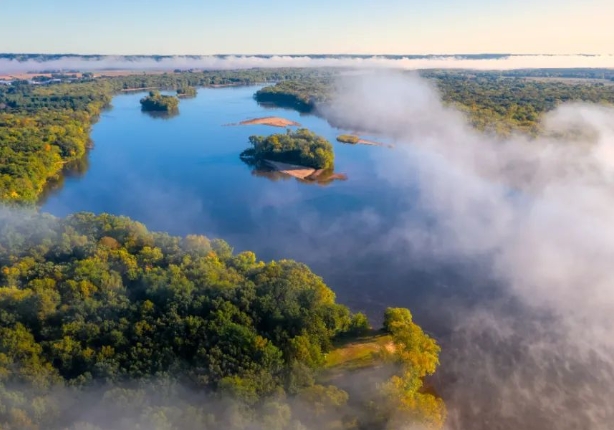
[0,212,445,429]
[255,71,614,135]
[176,85,197,98]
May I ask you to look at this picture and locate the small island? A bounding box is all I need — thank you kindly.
[140,90,179,112]
[337,133,387,146]
[337,134,361,144]
[241,128,335,169]
[238,116,301,128]
[176,86,197,98]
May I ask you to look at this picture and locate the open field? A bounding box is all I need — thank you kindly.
[324,333,393,371]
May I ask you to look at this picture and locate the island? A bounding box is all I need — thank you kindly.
[337,134,361,144]
[238,116,301,127]
[140,90,179,112]
[337,133,387,146]
[241,128,335,169]
[176,86,197,98]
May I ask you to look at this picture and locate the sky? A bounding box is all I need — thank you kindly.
[0,0,612,55]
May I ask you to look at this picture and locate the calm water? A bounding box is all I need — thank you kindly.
[42,86,444,320]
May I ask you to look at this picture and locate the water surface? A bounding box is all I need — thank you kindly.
[42,86,441,319]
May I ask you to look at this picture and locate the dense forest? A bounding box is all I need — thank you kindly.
[0,211,444,429]
[241,129,335,170]
[140,90,180,112]
[255,71,614,135]
[254,78,335,112]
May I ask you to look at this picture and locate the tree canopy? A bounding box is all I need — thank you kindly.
[242,129,335,170]
[140,90,180,112]
[0,211,444,429]
[177,86,197,98]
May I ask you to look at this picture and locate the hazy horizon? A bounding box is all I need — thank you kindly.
[2,0,612,55]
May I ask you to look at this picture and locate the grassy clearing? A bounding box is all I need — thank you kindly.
[324,332,393,371]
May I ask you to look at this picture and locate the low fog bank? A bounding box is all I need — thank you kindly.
[1,54,614,73]
[325,72,614,429]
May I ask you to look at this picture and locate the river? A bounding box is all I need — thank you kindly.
[40,85,593,430]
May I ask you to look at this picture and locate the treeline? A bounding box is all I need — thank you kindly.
[177,86,197,98]
[428,72,614,134]
[255,71,614,135]
[107,69,334,92]
[0,81,112,203]
[0,212,444,429]
[255,78,334,112]
[0,69,331,204]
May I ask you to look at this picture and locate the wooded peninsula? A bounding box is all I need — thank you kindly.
[0,211,444,430]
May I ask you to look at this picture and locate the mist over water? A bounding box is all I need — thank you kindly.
[327,72,614,429]
[38,75,614,429]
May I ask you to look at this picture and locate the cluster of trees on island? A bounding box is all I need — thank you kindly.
[140,90,180,112]
[0,211,445,429]
[336,135,361,144]
[241,129,335,170]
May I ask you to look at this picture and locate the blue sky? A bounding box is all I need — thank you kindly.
[1,0,611,54]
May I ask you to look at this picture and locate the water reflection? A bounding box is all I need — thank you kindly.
[39,154,90,205]
[141,109,180,120]
[242,158,347,186]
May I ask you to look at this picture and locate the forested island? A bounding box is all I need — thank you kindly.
[337,134,360,144]
[0,211,444,429]
[241,129,335,170]
[140,90,180,112]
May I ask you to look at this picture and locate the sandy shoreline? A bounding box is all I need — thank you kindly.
[263,159,347,182]
[264,160,315,179]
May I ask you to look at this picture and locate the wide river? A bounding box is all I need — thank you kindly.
[40,85,599,430]
[41,85,459,327]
